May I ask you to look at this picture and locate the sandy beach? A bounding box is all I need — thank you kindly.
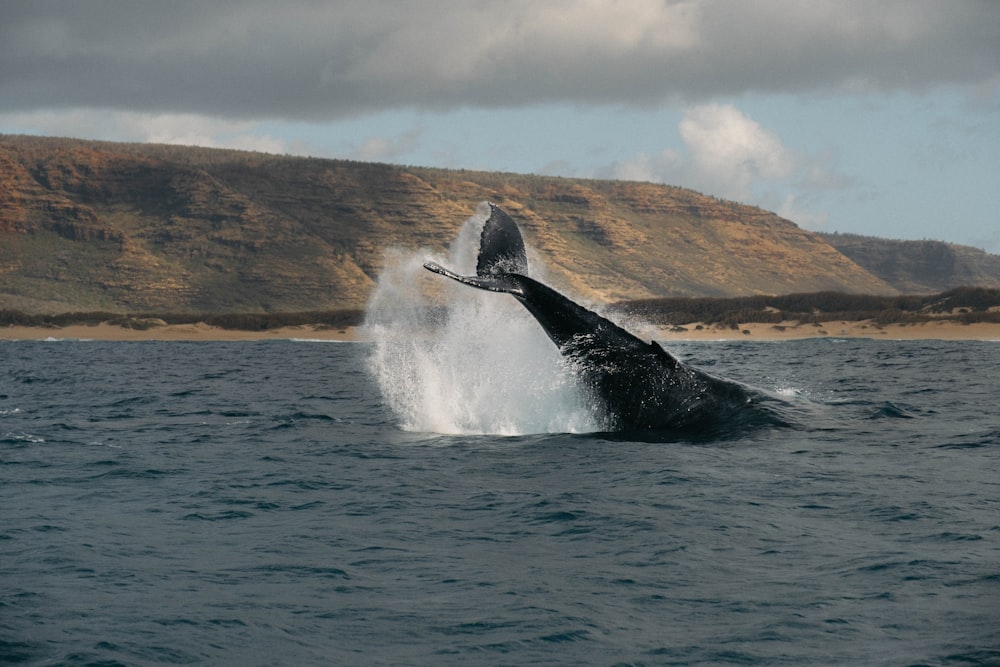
[655,319,1000,342]
[2,319,998,342]
[0,322,362,342]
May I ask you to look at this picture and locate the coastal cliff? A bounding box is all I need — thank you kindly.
[2,135,995,314]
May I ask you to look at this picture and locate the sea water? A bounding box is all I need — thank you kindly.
[2,335,998,666]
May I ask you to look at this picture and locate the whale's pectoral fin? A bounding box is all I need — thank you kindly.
[423,261,524,295]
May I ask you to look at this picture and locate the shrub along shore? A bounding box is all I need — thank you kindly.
[1,288,998,341]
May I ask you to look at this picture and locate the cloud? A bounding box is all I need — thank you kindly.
[678,104,794,199]
[606,104,794,199]
[601,103,842,228]
[350,128,422,162]
[602,150,683,185]
[121,114,290,154]
[0,109,290,153]
[777,194,830,231]
[1,1,996,120]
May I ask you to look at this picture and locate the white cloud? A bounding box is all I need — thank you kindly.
[350,128,422,162]
[678,104,794,200]
[604,149,683,185]
[777,194,829,230]
[607,104,795,200]
[0,109,290,154]
[125,114,290,154]
[604,103,836,227]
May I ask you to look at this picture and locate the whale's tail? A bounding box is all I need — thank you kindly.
[424,202,529,294]
[422,202,788,434]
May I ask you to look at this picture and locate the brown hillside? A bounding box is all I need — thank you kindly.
[820,233,1000,294]
[1,135,899,314]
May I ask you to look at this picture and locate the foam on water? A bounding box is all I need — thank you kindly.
[365,206,598,435]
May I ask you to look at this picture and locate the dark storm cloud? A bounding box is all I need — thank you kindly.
[2,0,998,120]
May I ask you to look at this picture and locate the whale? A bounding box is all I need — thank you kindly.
[424,203,785,435]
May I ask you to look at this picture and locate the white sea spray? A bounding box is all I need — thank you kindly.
[365,207,597,435]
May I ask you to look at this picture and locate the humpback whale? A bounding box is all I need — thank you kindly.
[424,203,783,435]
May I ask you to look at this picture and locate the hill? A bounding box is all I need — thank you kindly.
[819,233,1000,294]
[1,134,992,315]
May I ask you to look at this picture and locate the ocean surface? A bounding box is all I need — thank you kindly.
[2,337,999,666]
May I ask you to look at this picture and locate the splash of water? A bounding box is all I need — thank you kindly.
[365,205,599,435]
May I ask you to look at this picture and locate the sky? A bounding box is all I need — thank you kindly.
[2,1,998,250]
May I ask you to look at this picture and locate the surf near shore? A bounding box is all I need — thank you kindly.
[2,319,998,342]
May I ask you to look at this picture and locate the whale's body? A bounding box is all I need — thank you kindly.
[425,203,781,434]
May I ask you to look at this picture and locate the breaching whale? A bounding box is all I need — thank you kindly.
[424,203,784,435]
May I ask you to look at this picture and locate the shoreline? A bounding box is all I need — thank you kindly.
[2,319,999,342]
[0,322,362,342]
[654,319,1000,342]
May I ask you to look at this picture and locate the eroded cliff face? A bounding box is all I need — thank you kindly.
[1,135,900,314]
[821,233,1000,294]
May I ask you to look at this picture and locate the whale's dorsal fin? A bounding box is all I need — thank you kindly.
[476,203,528,278]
